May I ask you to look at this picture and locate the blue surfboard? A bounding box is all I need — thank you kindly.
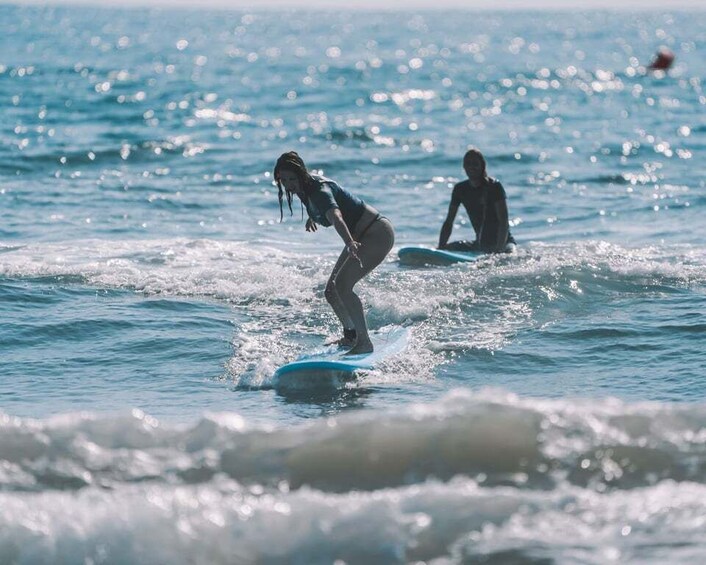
[398,246,480,266]
[274,325,410,390]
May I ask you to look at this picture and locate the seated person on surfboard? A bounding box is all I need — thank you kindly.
[274,151,395,354]
[438,148,516,254]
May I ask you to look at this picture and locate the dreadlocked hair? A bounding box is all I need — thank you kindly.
[273,151,310,222]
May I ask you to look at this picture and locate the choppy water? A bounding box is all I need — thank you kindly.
[1,5,705,564]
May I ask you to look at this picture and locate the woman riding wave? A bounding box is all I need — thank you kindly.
[274,151,395,354]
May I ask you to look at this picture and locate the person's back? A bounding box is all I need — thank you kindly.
[304,175,366,230]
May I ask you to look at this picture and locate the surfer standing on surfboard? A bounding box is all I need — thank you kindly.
[438,148,516,254]
[274,151,395,354]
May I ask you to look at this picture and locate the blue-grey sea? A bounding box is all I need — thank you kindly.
[1,5,705,564]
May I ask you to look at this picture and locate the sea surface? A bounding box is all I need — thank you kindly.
[1,5,705,564]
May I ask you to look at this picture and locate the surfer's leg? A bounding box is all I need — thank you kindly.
[325,248,356,336]
[443,240,478,252]
[335,217,395,354]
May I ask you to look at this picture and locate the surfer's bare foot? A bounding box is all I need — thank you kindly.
[345,340,373,355]
[326,336,356,347]
[326,328,357,348]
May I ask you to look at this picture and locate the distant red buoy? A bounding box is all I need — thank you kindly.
[648,47,675,71]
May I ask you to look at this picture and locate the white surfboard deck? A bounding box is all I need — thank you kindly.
[274,325,410,389]
[398,246,481,266]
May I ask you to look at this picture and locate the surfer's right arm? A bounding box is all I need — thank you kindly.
[326,208,362,264]
[438,199,460,249]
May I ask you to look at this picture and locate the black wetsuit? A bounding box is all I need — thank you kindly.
[445,177,515,252]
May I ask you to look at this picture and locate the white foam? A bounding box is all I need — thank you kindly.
[2,388,705,565]
[0,238,319,305]
[3,238,704,388]
[1,474,704,564]
[2,389,705,493]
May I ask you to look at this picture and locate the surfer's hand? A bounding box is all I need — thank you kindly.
[346,241,363,267]
[305,218,317,232]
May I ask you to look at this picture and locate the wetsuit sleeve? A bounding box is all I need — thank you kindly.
[450,183,463,206]
[308,185,339,216]
[439,183,464,249]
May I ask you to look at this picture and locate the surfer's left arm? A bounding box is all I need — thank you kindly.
[493,199,510,253]
[326,208,361,263]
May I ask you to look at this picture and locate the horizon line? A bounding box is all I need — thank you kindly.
[3,0,706,11]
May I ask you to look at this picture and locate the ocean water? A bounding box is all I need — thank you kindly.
[1,5,705,563]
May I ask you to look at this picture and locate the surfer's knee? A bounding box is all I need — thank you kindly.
[334,284,353,301]
[332,258,369,299]
[324,279,338,305]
